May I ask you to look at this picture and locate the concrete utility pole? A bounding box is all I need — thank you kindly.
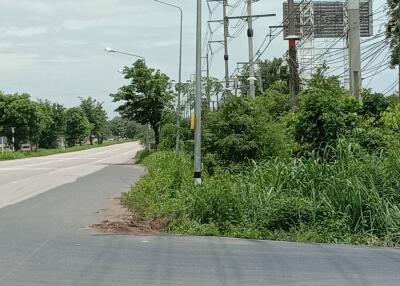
[257,60,264,94]
[223,0,230,92]
[194,0,202,185]
[11,127,15,152]
[348,0,361,101]
[202,54,210,79]
[206,53,210,79]
[1,136,4,155]
[247,0,256,98]
[287,0,300,111]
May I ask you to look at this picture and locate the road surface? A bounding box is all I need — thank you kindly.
[0,142,399,286]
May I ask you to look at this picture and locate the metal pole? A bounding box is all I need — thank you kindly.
[194,0,202,185]
[154,1,183,153]
[247,0,256,98]
[175,7,183,153]
[348,0,361,101]
[257,60,264,94]
[11,127,15,152]
[223,0,230,93]
[206,53,210,79]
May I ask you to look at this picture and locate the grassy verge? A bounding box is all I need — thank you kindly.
[123,150,400,246]
[0,140,134,161]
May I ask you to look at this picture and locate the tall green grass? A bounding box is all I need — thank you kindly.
[123,147,400,245]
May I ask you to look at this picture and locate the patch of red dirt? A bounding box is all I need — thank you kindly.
[91,198,167,236]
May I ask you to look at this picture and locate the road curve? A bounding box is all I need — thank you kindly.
[0,142,399,286]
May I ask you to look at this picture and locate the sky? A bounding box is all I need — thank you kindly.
[0,0,393,116]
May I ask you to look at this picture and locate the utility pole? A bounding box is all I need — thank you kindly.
[348,0,361,101]
[176,4,183,154]
[194,0,202,185]
[247,0,256,98]
[223,0,230,93]
[11,127,15,152]
[202,54,210,79]
[257,60,264,94]
[287,0,300,111]
[206,53,210,79]
[234,77,239,96]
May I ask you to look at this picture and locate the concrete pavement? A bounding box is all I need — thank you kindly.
[0,143,399,285]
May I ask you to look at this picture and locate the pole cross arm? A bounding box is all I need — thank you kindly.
[208,20,224,24]
[209,40,224,45]
[227,13,276,20]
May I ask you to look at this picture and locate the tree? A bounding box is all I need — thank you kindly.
[111,60,174,147]
[294,68,361,152]
[109,117,128,140]
[80,97,108,144]
[240,58,288,96]
[386,0,400,67]
[360,90,390,121]
[203,96,291,164]
[38,101,67,148]
[0,93,52,150]
[65,107,91,146]
[30,101,53,149]
[262,80,291,119]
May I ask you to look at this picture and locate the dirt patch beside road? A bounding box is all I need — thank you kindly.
[91,198,167,236]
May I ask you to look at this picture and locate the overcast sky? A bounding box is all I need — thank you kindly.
[0,0,392,116]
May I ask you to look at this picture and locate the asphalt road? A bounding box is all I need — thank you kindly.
[0,142,399,286]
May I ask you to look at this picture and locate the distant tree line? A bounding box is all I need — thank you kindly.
[0,92,142,150]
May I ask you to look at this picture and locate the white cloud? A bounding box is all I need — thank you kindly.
[154,40,179,47]
[0,26,48,37]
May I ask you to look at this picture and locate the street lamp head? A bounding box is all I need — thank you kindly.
[105,47,116,53]
[247,76,257,82]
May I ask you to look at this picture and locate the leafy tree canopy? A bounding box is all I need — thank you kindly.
[111,60,174,146]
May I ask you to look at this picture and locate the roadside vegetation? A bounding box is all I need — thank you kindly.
[118,59,400,246]
[0,92,145,157]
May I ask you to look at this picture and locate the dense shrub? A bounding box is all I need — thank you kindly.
[203,96,291,164]
[361,90,390,120]
[294,71,361,153]
[124,150,400,245]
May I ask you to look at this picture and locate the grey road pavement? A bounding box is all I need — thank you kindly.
[0,142,399,286]
[0,142,142,209]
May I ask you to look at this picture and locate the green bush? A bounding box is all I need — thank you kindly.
[123,148,400,245]
[294,69,361,153]
[203,96,291,164]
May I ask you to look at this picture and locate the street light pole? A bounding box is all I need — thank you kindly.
[194,0,202,185]
[105,47,146,62]
[105,47,150,151]
[153,0,183,154]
